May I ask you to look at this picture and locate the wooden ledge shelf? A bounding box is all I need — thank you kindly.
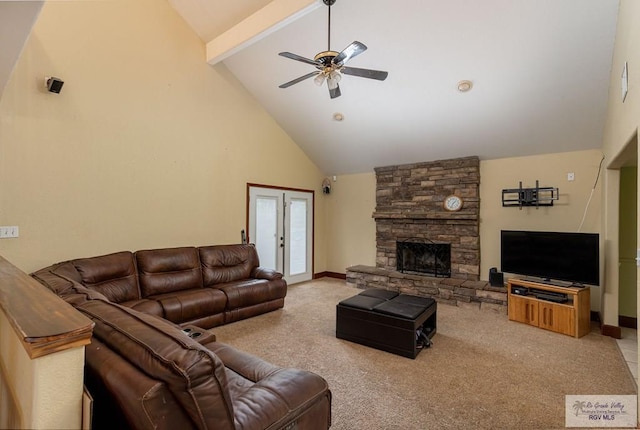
[372,211,478,221]
[0,256,93,359]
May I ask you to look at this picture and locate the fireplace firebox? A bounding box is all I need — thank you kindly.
[397,239,451,278]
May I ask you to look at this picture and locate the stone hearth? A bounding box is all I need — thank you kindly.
[346,265,507,311]
[346,156,507,312]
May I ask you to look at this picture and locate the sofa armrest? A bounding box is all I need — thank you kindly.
[250,267,283,281]
[233,368,330,430]
[31,262,81,297]
[205,342,331,430]
[85,338,192,430]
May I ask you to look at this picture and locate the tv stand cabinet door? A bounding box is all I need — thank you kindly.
[508,295,538,327]
[539,302,574,336]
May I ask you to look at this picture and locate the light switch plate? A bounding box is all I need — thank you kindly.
[0,226,19,238]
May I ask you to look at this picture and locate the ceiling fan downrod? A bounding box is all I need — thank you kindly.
[324,0,336,52]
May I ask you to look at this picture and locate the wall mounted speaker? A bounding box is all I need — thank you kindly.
[45,76,64,94]
[322,178,331,194]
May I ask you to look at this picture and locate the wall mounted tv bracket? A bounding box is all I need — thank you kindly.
[502,180,559,209]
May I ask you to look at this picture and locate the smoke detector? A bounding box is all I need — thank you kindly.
[457,80,473,92]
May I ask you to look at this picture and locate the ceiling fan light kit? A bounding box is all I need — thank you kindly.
[278,0,388,99]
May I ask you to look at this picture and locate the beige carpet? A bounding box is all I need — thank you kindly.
[212,279,636,430]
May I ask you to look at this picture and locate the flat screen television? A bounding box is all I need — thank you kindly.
[500,230,599,286]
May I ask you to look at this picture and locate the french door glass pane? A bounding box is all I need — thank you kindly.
[289,198,307,275]
[255,196,278,270]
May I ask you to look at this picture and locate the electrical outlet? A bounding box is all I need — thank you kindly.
[567,172,575,181]
[0,226,19,238]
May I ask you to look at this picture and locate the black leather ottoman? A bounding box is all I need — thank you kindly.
[336,289,437,359]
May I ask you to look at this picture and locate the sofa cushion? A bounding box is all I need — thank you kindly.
[73,251,140,303]
[217,278,287,309]
[147,287,227,324]
[120,298,164,318]
[199,244,259,286]
[75,299,236,430]
[136,247,203,296]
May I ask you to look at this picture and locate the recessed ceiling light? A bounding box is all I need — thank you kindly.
[333,112,344,121]
[457,80,473,92]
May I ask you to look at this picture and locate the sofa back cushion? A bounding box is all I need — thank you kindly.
[73,252,140,303]
[136,247,203,297]
[199,244,259,286]
[75,299,236,430]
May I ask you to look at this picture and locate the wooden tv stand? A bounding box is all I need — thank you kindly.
[507,278,591,338]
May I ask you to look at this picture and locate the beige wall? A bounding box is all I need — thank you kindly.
[603,1,640,154]
[480,150,604,280]
[325,173,376,272]
[601,0,640,329]
[601,1,640,420]
[0,0,327,274]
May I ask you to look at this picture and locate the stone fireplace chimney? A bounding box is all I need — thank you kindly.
[372,156,480,280]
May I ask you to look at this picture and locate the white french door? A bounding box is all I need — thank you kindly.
[248,186,313,284]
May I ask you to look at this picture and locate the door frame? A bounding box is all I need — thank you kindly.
[246,183,315,279]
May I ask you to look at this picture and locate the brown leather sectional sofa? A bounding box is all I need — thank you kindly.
[32,244,332,430]
[33,244,287,329]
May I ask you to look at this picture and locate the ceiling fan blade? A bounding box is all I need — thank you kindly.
[342,66,388,81]
[278,52,321,67]
[279,72,319,89]
[328,83,341,99]
[332,41,367,65]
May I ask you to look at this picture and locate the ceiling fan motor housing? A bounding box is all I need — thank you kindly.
[314,51,340,68]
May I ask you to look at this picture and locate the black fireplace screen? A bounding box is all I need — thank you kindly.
[396,239,451,277]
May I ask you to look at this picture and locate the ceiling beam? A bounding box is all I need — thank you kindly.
[206,0,320,65]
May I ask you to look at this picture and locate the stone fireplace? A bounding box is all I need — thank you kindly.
[346,156,507,312]
[374,156,480,279]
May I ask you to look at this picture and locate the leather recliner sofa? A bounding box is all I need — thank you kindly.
[32,244,287,329]
[32,245,332,429]
[63,285,331,429]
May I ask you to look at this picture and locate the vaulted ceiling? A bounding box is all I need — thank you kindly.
[171,0,619,175]
[0,2,43,99]
[2,1,620,175]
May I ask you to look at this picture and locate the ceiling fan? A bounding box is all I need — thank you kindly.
[278,0,388,99]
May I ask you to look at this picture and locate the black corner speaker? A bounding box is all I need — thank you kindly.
[489,267,504,287]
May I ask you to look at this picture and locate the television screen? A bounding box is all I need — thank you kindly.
[500,230,599,286]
